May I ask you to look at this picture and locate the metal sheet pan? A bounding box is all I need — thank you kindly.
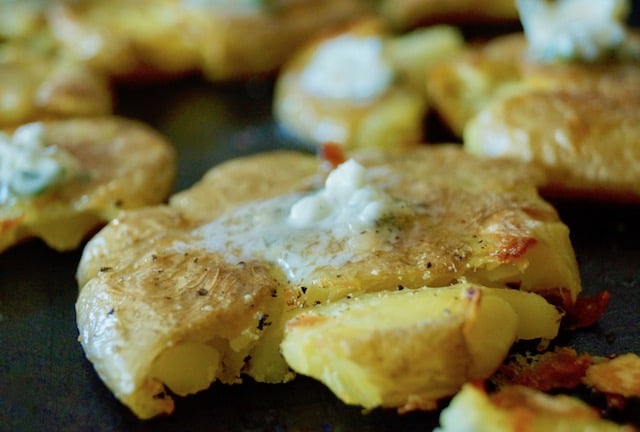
[3,21,640,432]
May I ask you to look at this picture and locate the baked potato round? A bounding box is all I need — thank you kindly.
[1,116,176,253]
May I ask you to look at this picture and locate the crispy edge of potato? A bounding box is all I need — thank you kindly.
[584,353,640,398]
[436,383,636,432]
[76,251,283,419]
[464,89,640,203]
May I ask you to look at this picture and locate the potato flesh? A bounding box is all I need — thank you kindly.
[465,294,519,379]
[282,284,564,410]
[149,343,221,396]
[487,288,562,340]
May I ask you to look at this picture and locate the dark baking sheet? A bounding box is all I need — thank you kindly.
[3,19,640,431]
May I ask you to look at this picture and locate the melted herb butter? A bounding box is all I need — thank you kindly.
[517,0,630,62]
[300,35,394,101]
[186,159,412,283]
[0,123,83,203]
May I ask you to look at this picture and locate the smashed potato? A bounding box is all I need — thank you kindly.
[76,146,581,418]
[426,28,640,202]
[1,116,176,253]
[273,18,463,149]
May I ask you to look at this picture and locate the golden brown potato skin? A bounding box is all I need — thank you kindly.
[1,116,176,253]
[427,32,640,136]
[465,90,640,203]
[76,146,581,418]
[426,34,526,137]
[77,244,282,419]
[81,146,580,304]
[427,32,640,202]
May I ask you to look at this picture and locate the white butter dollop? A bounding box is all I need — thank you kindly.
[0,123,82,203]
[517,0,630,61]
[188,159,406,283]
[289,159,392,229]
[300,35,394,101]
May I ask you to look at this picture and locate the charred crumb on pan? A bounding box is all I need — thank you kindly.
[397,285,405,291]
[197,288,208,296]
[606,331,616,344]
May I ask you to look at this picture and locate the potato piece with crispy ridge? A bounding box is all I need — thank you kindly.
[464,89,640,203]
[437,383,635,431]
[584,353,640,398]
[426,30,640,202]
[1,116,176,253]
[281,284,562,412]
[77,250,284,420]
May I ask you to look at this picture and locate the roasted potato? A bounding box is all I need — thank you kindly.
[464,89,640,203]
[1,116,176,253]
[273,19,463,149]
[76,146,580,418]
[426,27,640,202]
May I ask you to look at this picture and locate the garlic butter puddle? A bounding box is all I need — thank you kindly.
[177,159,414,284]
